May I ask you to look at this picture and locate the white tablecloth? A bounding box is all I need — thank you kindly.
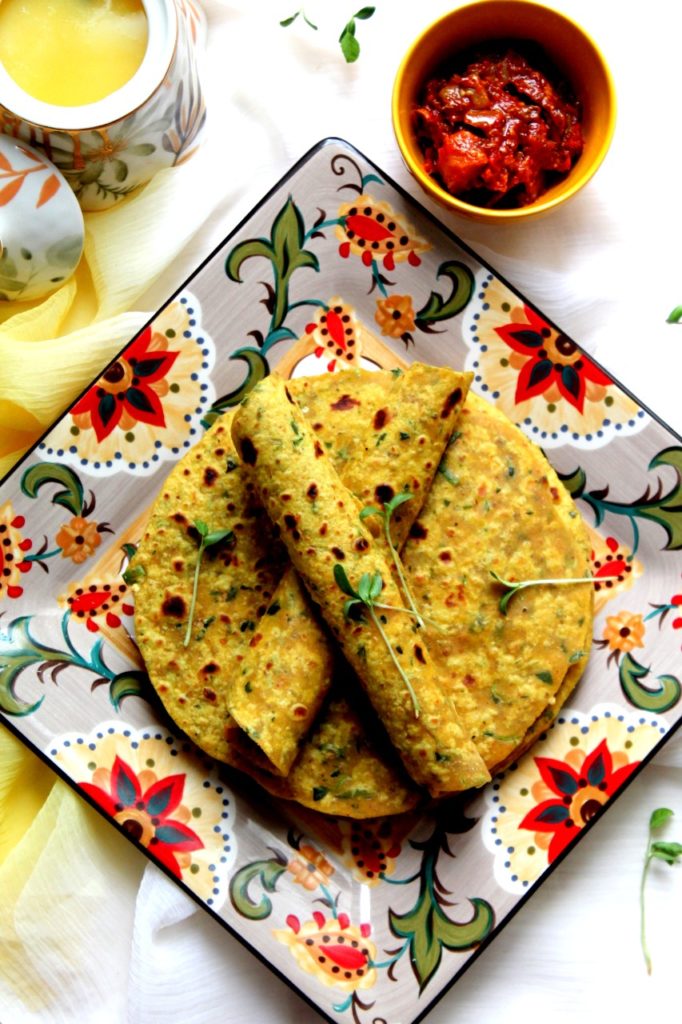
[2,1,682,1021]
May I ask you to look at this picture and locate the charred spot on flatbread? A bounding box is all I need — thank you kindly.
[331,394,360,412]
[375,484,395,505]
[441,387,463,418]
[162,594,186,618]
[239,437,258,465]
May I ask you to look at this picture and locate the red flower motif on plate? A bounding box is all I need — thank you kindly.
[336,196,429,270]
[494,305,611,414]
[275,910,377,993]
[66,580,134,633]
[341,817,402,884]
[80,754,203,877]
[518,738,638,863]
[304,300,360,372]
[670,597,682,633]
[0,503,33,600]
[71,326,179,443]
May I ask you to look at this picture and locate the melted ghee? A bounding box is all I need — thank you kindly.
[0,0,149,106]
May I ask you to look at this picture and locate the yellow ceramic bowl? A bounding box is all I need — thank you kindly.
[392,0,616,222]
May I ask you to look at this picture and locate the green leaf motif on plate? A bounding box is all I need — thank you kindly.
[229,853,288,920]
[202,347,270,428]
[388,825,495,992]
[416,260,475,326]
[225,196,320,336]
[108,670,149,711]
[558,446,682,555]
[0,612,147,717]
[0,616,60,715]
[21,461,85,516]
[619,651,681,712]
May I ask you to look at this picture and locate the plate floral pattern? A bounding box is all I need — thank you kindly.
[1,140,681,1024]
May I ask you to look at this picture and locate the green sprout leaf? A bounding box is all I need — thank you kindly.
[339,23,359,62]
[184,522,234,647]
[343,597,363,620]
[338,6,375,62]
[666,305,682,323]
[280,9,318,29]
[357,572,372,603]
[385,491,414,514]
[369,571,383,601]
[122,563,145,587]
[359,504,381,521]
[650,807,674,830]
[640,807,682,974]
[651,841,682,864]
[333,562,420,716]
[334,563,358,599]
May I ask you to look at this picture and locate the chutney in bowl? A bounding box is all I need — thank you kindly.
[392,0,616,222]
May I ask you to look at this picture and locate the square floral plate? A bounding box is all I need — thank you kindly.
[2,138,681,1024]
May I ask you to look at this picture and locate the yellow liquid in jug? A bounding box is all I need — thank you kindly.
[0,0,149,107]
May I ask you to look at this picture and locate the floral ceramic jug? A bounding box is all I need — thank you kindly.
[0,134,84,300]
[0,0,206,212]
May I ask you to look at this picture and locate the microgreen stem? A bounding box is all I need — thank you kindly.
[368,604,420,718]
[640,807,682,974]
[184,521,234,647]
[184,540,206,647]
[384,522,424,628]
[490,569,620,615]
[371,602,440,630]
[640,850,653,975]
[361,493,425,627]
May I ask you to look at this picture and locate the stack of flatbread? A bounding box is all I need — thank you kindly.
[129,363,592,818]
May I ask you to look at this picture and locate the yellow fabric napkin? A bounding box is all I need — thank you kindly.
[0,151,218,480]
[0,728,145,1015]
[0,148,223,1012]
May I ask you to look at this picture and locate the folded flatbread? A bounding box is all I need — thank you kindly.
[401,392,593,769]
[231,374,491,796]
[130,411,286,768]
[131,362,593,819]
[229,363,474,775]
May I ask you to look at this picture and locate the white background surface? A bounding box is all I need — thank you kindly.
[4,1,682,1022]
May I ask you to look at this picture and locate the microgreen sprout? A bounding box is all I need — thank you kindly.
[184,520,234,647]
[122,562,145,586]
[338,7,375,63]
[490,569,619,616]
[333,563,421,717]
[360,492,424,627]
[279,9,318,30]
[280,6,375,63]
[640,807,682,974]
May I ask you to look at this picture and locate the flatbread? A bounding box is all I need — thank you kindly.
[231,374,491,796]
[130,412,286,766]
[229,364,475,775]
[401,392,593,768]
[131,367,593,819]
[130,368,463,815]
[245,686,422,817]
